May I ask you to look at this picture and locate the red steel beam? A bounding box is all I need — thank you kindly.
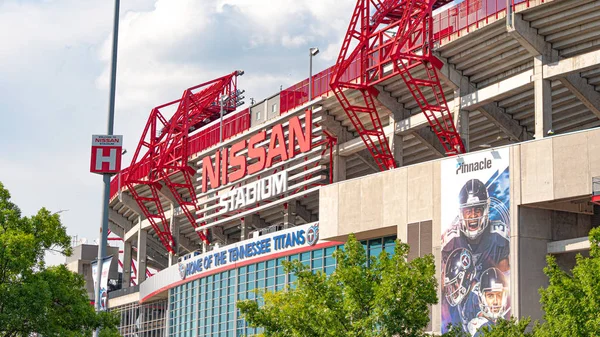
[331,0,465,171]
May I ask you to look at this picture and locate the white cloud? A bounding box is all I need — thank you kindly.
[0,0,358,267]
[282,35,309,49]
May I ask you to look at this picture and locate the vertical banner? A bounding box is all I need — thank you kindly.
[440,148,510,335]
[91,255,113,311]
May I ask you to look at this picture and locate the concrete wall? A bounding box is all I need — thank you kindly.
[318,127,600,332]
[320,161,430,243]
[519,128,600,205]
[250,93,280,127]
[518,207,552,322]
[65,245,120,300]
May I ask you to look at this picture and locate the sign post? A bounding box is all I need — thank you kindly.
[92,2,120,336]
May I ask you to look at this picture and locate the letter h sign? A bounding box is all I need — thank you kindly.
[90,135,123,174]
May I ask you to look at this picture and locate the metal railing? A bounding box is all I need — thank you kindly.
[279,0,544,114]
[110,108,250,199]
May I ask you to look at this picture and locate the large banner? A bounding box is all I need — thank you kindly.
[441,148,510,335]
[91,255,113,311]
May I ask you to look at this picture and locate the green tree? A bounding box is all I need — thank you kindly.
[534,226,600,336]
[0,181,120,337]
[238,233,438,337]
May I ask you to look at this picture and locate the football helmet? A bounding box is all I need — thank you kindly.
[458,179,490,239]
[444,248,476,307]
[478,267,509,321]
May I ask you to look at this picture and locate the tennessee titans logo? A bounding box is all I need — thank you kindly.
[178,262,187,280]
[460,251,471,269]
[306,223,319,246]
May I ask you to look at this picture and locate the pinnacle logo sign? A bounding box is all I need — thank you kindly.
[456,158,492,175]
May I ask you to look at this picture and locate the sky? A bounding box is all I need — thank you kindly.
[0,0,458,266]
[0,0,358,266]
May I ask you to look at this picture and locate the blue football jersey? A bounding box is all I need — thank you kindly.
[442,220,509,276]
[446,286,481,332]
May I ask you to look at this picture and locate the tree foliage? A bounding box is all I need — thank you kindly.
[238,233,438,337]
[445,227,600,337]
[0,182,120,337]
[534,226,600,337]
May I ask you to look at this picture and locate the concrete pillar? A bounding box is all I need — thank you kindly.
[518,206,552,322]
[534,55,552,139]
[333,145,347,182]
[453,89,470,152]
[240,217,247,241]
[168,203,179,266]
[388,114,404,167]
[122,240,132,287]
[136,217,147,283]
[459,110,470,152]
[283,203,297,228]
[390,134,403,167]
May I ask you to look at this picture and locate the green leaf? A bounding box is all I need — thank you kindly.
[0,181,120,337]
[238,233,437,337]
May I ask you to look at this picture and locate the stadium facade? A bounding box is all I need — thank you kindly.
[101,0,600,335]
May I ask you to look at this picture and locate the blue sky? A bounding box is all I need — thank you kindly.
[0,0,457,265]
[0,0,356,265]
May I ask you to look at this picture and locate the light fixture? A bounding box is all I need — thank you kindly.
[547,129,555,136]
[122,149,127,155]
[236,70,245,76]
[309,47,320,101]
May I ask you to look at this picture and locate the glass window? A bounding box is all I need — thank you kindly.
[369,238,383,259]
[300,252,310,262]
[325,247,336,256]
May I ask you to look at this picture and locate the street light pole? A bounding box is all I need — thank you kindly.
[309,47,319,102]
[94,1,120,334]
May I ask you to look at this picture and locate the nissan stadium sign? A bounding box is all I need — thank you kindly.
[200,109,314,193]
[195,107,327,228]
[218,171,288,213]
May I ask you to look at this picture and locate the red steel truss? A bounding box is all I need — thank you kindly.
[125,71,243,253]
[331,0,465,171]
